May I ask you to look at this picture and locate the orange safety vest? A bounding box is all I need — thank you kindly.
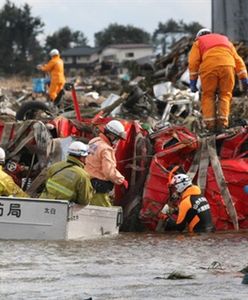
[198,33,231,56]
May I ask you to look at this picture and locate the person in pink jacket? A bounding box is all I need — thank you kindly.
[85,120,128,207]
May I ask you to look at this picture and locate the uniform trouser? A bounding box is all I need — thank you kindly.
[90,192,112,207]
[200,66,235,130]
[49,81,64,101]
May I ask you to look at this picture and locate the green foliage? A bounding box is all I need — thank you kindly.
[0,1,203,77]
[183,21,203,35]
[94,23,151,47]
[45,26,88,52]
[152,18,203,41]
[0,0,44,75]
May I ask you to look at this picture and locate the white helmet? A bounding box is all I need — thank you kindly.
[171,174,192,193]
[0,147,5,163]
[196,28,211,39]
[105,120,126,140]
[49,49,59,57]
[68,141,89,157]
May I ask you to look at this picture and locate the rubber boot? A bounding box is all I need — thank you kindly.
[203,120,216,135]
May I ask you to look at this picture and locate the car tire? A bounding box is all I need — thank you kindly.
[16,100,53,121]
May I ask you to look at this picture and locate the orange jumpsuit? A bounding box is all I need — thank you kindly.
[188,33,247,130]
[85,133,124,206]
[164,185,214,233]
[40,55,66,101]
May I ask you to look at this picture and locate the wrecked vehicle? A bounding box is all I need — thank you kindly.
[1,94,248,234]
[1,36,248,234]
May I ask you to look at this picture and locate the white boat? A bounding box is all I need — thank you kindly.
[0,196,123,240]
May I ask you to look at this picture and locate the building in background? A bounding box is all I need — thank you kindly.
[62,44,154,75]
[61,46,101,74]
[100,44,153,64]
[212,0,248,44]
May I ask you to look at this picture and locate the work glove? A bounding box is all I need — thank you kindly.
[158,204,170,220]
[36,64,42,70]
[160,203,178,217]
[161,204,170,215]
[190,79,198,93]
[122,179,129,189]
[241,78,248,92]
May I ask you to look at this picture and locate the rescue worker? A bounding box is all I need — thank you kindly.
[188,28,248,133]
[85,120,128,207]
[0,147,28,197]
[37,48,66,103]
[40,141,93,206]
[162,174,214,233]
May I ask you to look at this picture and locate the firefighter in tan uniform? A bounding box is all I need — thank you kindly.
[85,120,128,207]
[40,141,93,206]
[37,49,66,103]
[188,28,248,132]
[162,174,214,233]
[0,147,28,197]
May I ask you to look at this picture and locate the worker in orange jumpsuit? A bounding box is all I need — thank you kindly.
[85,120,128,207]
[37,49,66,103]
[162,174,214,233]
[188,28,248,132]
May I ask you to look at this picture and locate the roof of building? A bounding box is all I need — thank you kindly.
[61,46,101,57]
[105,44,153,50]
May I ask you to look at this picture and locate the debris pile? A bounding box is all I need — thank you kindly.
[1,37,248,233]
[153,36,194,83]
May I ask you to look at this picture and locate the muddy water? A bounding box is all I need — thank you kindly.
[1,232,248,300]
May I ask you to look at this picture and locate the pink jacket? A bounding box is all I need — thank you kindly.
[85,133,124,185]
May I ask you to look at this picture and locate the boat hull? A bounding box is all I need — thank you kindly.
[0,197,122,240]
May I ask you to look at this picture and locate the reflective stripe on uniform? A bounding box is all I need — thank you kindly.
[217,115,228,120]
[46,179,74,198]
[189,72,198,76]
[237,70,247,76]
[203,117,216,121]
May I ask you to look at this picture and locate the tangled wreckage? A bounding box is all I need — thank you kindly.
[0,82,248,235]
[1,37,248,235]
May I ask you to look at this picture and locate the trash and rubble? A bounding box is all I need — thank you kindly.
[1,38,248,233]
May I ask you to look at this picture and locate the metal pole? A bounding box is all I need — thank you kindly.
[71,86,82,122]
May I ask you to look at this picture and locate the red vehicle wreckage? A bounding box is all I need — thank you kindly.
[1,114,248,233]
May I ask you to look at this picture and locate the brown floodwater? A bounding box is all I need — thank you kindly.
[0,231,248,300]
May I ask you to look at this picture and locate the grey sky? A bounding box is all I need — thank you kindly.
[0,0,211,46]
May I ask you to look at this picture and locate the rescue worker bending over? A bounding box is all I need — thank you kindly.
[37,48,66,104]
[40,141,93,206]
[85,120,128,207]
[163,174,214,233]
[0,147,28,197]
[188,28,248,133]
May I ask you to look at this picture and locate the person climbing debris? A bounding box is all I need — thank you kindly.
[188,28,248,133]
